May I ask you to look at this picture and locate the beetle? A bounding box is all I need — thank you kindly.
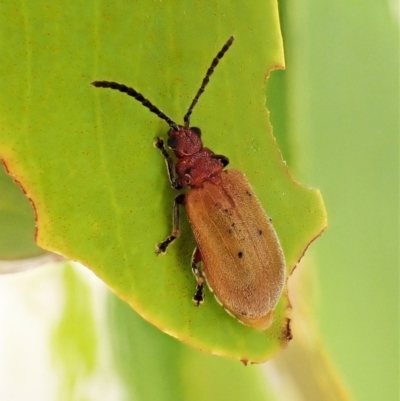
[91,36,286,330]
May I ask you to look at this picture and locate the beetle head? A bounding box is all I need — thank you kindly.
[167,126,203,158]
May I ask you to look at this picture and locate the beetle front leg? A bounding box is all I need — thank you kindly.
[191,247,205,306]
[154,137,182,190]
[156,194,185,255]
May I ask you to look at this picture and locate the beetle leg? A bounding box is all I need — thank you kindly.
[212,154,229,167]
[191,247,205,306]
[154,137,182,189]
[156,194,185,255]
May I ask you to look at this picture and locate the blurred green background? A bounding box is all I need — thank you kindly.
[0,1,398,401]
[274,2,398,401]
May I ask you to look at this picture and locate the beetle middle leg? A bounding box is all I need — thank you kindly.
[191,247,206,306]
[156,194,185,255]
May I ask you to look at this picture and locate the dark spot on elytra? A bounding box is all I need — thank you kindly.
[238,251,243,258]
[258,229,263,235]
[246,191,252,197]
[231,222,235,227]
[184,167,192,175]
[228,229,232,234]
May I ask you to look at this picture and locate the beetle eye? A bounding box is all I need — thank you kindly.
[190,127,202,137]
[167,136,178,149]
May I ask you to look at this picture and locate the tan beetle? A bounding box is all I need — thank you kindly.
[92,36,285,330]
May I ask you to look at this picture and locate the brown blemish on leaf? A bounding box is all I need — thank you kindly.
[281,317,292,343]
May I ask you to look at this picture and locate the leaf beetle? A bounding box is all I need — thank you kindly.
[91,36,286,330]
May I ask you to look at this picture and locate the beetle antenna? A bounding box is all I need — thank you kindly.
[91,81,180,131]
[183,36,234,127]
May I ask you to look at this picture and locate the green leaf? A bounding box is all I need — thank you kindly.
[0,1,326,362]
[108,292,274,401]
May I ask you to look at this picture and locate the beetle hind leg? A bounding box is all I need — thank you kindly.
[191,247,205,306]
